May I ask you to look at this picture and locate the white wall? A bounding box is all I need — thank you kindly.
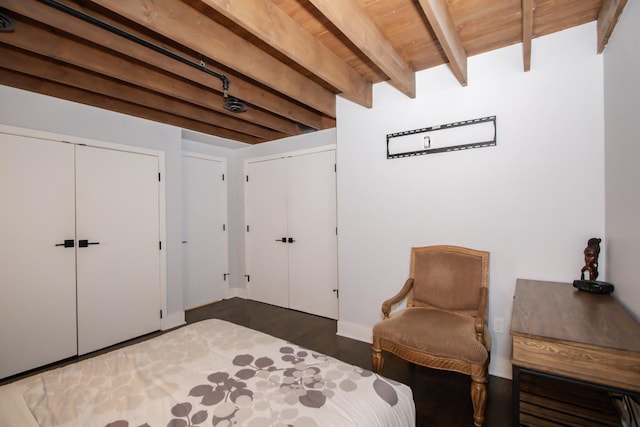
[0,86,185,319]
[603,0,640,321]
[336,23,605,378]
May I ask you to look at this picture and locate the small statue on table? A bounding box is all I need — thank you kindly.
[573,237,613,294]
[580,237,601,281]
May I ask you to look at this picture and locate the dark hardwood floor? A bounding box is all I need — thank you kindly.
[1,297,512,426]
[187,297,513,427]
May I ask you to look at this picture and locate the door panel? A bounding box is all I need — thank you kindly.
[0,134,77,378]
[182,155,228,309]
[76,145,161,355]
[288,151,338,319]
[245,159,289,308]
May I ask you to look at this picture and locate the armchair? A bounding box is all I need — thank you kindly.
[372,245,490,426]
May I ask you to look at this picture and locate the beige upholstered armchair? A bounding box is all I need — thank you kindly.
[372,245,490,426]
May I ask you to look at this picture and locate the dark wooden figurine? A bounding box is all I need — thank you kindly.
[580,237,601,281]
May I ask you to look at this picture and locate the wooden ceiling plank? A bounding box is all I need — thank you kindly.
[1,0,329,131]
[87,0,337,117]
[198,0,372,107]
[1,19,301,136]
[0,68,262,143]
[416,0,468,86]
[522,0,534,71]
[597,0,627,53]
[0,45,286,140]
[307,0,415,99]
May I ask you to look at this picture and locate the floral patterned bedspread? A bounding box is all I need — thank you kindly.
[2,319,415,427]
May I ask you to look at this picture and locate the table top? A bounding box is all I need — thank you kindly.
[511,278,640,353]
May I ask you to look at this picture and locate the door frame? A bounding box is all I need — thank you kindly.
[0,124,168,327]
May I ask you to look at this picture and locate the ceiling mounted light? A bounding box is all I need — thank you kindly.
[0,10,16,32]
[223,95,248,113]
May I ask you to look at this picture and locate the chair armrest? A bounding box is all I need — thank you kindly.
[475,286,489,343]
[381,278,414,318]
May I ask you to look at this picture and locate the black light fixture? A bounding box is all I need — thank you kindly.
[0,9,16,32]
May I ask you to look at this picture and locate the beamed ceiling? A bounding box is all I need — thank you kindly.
[0,0,628,145]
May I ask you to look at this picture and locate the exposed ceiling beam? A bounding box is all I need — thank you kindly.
[197,0,372,108]
[597,0,628,53]
[2,19,301,136]
[0,67,263,143]
[0,45,288,141]
[307,0,415,99]
[87,0,336,118]
[416,0,467,86]
[2,0,330,131]
[522,0,534,72]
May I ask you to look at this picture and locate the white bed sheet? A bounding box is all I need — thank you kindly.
[1,319,415,427]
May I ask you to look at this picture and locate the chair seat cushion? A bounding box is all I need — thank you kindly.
[373,307,488,365]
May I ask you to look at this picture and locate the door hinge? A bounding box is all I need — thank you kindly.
[223,273,229,281]
[246,175,249,182]
[158,172,161,182]
[223,224,226,231]
[160,309,163,319]
[334,164,337,173]
[222,173,225,181]
[245,274,250,282]
[336,227,338,236]
[333,289,339,298]
[246,225,250,232]
[159,241,162,250]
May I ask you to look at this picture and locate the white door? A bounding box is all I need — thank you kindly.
[76,145,161,355]
[245,159,289,308]
[182,154,228,309]
[0,134,77,378]
[245,149,338,318]
[288,151,338,319]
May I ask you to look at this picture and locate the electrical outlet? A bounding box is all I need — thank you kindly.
[493,317,504,334]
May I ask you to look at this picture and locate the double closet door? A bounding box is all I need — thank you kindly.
[245,149,338,319]
[0,133,161,378]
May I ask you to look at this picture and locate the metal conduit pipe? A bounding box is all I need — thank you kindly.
[37,0,248,112]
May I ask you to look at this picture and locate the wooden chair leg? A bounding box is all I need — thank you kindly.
[470,368,488,427]
[372,337,384,374]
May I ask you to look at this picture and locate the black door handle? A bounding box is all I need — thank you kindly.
[78,240,100,248]
[275,237,286,242]
[55,239,75,248]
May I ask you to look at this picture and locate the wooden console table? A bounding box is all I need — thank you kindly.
[511,278,640,426]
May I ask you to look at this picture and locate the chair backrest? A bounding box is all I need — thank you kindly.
[408,245,489,316]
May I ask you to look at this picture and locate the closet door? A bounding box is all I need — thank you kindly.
[182,154,228,309]
[245,158,289,308]
[76,145,161,355]
[288,151,338,319]
[0,134,77,378]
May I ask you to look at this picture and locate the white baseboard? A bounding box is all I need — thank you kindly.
[161,310,185,331]
[337,319,512,380]
[227,287,248,299]
[337,320,373,344]
[489,356,512,379]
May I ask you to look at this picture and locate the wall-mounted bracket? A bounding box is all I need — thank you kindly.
[387,115,496,159]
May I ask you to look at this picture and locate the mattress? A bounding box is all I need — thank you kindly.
[0,319,415,426]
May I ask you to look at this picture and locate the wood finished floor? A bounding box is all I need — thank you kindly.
[1,297,513,426]
[187,297,513,427]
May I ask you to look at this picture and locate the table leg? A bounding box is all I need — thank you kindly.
[512,365,520,426]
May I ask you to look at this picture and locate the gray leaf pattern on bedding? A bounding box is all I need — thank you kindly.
[110,344,399,427]
[12,320,413,427]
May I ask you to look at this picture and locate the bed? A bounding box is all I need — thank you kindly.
[0,319,415,427]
